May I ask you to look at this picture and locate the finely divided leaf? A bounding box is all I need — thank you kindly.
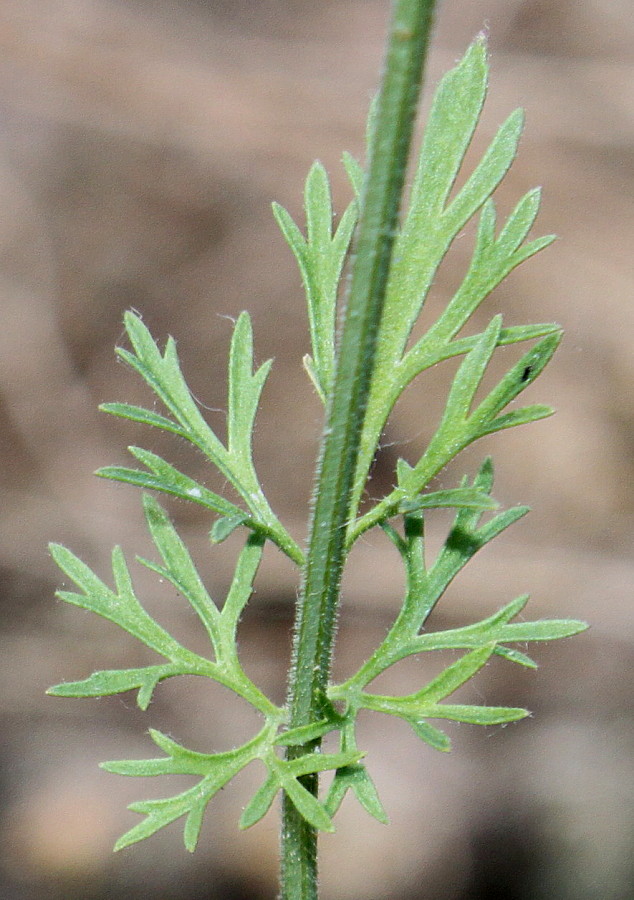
[344,39,556,532]
[274,162,357,401]
[104,728,272,851]
[50,543,194,664]
[48,541,217,708]
[101,312,302,564]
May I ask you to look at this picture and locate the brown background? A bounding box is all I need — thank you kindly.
[0,2,632,898]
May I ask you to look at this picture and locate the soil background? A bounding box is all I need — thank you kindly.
[0,2,632,898]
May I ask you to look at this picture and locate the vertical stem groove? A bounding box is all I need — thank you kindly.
[281,2,438,898]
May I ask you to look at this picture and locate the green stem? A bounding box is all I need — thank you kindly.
[280,2,437,898]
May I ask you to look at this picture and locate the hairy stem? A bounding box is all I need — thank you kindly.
[281,2,438,897]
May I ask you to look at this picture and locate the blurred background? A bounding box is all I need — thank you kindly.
[0,1,632,898]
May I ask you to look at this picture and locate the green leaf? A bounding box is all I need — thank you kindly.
[495,618,589,643]
[279,775,335,833]
[218,532,266,644]
[104,727,273,850]
[138,494,222,649]
[282,750,365,780]
[47,666,175,711]
[117,314,227,465]
[239,773,279,829]
[470,330,562,430]
[476,404,555,437]
[444,107,524,231]
[426,704,528,725]
[398,487,498,514]
[375,323,559,522]
[406,37,488,219]
[438,316,502,424]
[358,646,496,720]
[184,801,209,853]
[275,719,337,747]
[409,645,496,705]
[210,513,248,543]
[100,402,188,439]
[48,524,277,717]
[97,446,244,519]
[339,39,557,536]
[103,312,302,565]
[49,543,199,665]
[227,312,273,463]
[406,719,451,752]
[495,646,537,668]
[324,764,389,824]
[240,747,366,833]
[274,162,357,400]
[113,795,191,851]
[342,151,364,199]
[441,323,560,364]
[497,187,542,254]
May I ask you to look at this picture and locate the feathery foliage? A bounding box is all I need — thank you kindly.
[49,35,586,875]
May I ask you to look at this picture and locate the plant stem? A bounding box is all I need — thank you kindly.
[281,2,438,897]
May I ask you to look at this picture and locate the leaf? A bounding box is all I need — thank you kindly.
[403,461,524,627]
[282,750,365,780]
[100,402,188,439]
[184,801,209,853]
[495,646,537,668]
[49,543,199,665]
[409,645,496,705]
[440,316,502,424]
[227,312,273,464]
[48,521,276,715]
[377,323,559,521]
[117,314,227,465]
[359,646,496,720]
[239,773,279,829]
[138,494,222,649]
[97,446,244,519]
[47,666,175,711]
[324,764,388,824]
[105,725,361,847]
[218,532,266,644]
[210,513,248,543]
[103,312,302,565]
[469,330,562,432]
[426,704,528,725]
[274,161,357,401]
[104,727,272,851]
[398,487,498,514]
[406,719,451,752]
[275,719,337,747]
[280,775,335,833]
[341,40,556,534]
[342,151,364,198]
[406,37,489,221]
[440,322,560,364]
[475,404,555,437]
